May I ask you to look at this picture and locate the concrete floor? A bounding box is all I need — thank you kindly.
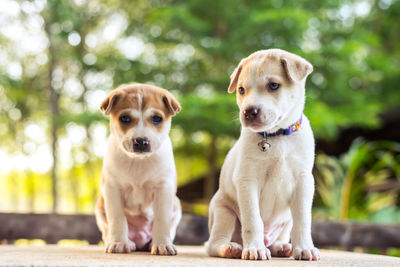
[0,245,399,267]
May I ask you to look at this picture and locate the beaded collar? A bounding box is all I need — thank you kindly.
[256,116,302,152]
[257,115,302,138]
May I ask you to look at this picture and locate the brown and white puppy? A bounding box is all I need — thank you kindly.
[95,83,182,255]
[206,49,320,261]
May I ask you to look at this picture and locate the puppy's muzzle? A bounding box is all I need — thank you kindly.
[133,137,151,153]
[244,107,259,121]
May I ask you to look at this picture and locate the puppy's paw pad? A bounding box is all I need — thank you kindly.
[242,247,271,260]
[270,242,292,257]
[105,240,136,253]
[151,243,177,256]
[219,242,242,258]
[293,247,320,261]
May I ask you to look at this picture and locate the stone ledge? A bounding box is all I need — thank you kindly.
[0,245,399,267]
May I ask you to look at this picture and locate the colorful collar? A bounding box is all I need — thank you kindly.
[257,115,302,138]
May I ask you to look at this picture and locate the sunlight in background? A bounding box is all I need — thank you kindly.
[0,0,142,176]
[0,0,153,213]
[0,0,191,185]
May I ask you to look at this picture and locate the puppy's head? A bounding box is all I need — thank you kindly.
[100,83,181,158]
[228,49,313,132]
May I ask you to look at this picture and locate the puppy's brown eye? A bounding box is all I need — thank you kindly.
[119,115,131,123]
[268,82,280,91]
[151,115,163,125]
[239,87,245,95]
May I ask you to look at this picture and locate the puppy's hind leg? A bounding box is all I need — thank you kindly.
[269,219,293,257]
[95,195,108,243]
[206,201,242,258]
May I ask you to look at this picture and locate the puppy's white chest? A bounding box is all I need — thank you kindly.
[103,147,169,216]
[259,156,294,207]
[237,136,299,221]
[116,164,162,215]
[123,183,155,216]
[259,165,293,212]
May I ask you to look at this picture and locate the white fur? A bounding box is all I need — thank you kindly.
[96,90,181,255]
[206,49,320,261]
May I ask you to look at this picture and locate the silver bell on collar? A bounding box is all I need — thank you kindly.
[258,139,271,152]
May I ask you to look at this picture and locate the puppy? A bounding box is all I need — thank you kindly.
[206,49,320,261]
[95,83,182,255]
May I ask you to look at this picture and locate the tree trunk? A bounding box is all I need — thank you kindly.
[44,14,59,213]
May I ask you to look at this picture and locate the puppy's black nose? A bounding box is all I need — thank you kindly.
[133,137,150,152]
[244,107,259,121]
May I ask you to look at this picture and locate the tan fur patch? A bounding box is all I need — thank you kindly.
[102,84,181,134]
[105,84,179,116]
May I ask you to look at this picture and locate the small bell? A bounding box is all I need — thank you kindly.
[258,139,271,152]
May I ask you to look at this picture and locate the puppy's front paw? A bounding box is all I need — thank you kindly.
[151,243,177,256]
[219,242,242,258]
[105,240,136,253]
[242,246,271,260]
[293,247,320,261]
[269,241,292,257]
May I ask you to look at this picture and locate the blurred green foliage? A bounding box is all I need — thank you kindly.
[314,138,400,223]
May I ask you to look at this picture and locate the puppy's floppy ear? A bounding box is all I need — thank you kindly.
[280,54,313,82]
[162,93,181,116]
[227,59,246,94]
[100,91,120,115]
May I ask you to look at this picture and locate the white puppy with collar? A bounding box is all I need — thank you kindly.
[95,84,182,255]
[206,49,320,261]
